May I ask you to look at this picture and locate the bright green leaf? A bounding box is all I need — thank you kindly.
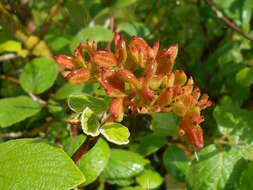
[81,107,100,137]
[118,186,143,190]
[70,26,113,52]
[136,169,163,189]
[20,57,58,94]
[0,40,21,53]
[163,144,190,181]
[0,138,85,190]
[77,138,110,186]
[101,149,149,180]
[68,94,108,114]
[118,22,151,38]
[0,96,41,128]
[187,144,242,190]
[151,113,179,136]
[100,122,130,145]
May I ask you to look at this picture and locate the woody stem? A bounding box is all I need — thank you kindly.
[71,136,98,164]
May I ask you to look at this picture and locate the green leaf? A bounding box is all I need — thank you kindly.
[0,138,85,190]
[187,144,242,190]
[111,0,138,8]
[100,122,130,145]
[118,186,143,190]
[0,96,41,128]
[0,40,21,53]
[81,107,100,137]
[101,149,149,180]
[20,57,58,94]
[151,113,179,136]
[137,134,166,156]
[213,106,253,144]
[118,22,151,38]
[70,26,113,52]
[55,83,93,100]
[107,178,135,186]
[163,144,190,181]
[68,94,108,114]
[136,169,163,189]
[64,135,86,156]
[77,138,110,186]
[239,162,253,190]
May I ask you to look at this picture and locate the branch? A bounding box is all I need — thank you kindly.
[0,74,20,84]
[206,0,253,42]
[71,136,98,164]
[38,0,64,39]
[28,93,47,106]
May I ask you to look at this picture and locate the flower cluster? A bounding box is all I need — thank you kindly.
[55,33,211,148]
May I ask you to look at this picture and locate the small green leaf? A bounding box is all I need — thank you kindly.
[163,144,190,181]
[20,57,58,94]
[136,169,163,189]
[0,96,41,128]
[239,162,253,190]
[0,40,21,53]
[137,134,166,156]
[81,107,100,137]
[55,83,93,100]
[187,144,242,190]
[70,26,113,52]
[101,149,149,180]
[100,122,130,145]
[151,113,179,136]
[68,94,108,114]
[77,138,110,186]
[0,138,85,190]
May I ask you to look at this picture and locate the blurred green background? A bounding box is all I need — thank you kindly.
[0,0,253,190]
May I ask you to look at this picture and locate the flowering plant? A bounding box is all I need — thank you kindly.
[55,33,211,149]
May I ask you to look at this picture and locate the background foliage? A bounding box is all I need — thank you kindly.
[0,0,253,190]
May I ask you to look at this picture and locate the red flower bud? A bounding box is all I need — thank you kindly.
[109,98,124,122]
[155,87,173,107]
[115,36,127,67]
[116,69,142,90]
[66,68,90,84]
[156,44,178,75]
[55,55,75,69]
[93,50,117,68]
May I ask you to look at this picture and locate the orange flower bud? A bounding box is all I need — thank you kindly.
[93,50,117,68]
[109,98,124,122]
[155,87,173,107]
[115,36,127,67]
[55,55,75,69]
[116,69,142,90]
[66,68,90,84]
[156,44,178,75]
[174,70,187,86]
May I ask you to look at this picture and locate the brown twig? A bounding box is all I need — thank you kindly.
[0,74,20,84]
[206,0,253,42]
[71,136,98,164]
[107,16,114,49]
[38,0,65,39]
